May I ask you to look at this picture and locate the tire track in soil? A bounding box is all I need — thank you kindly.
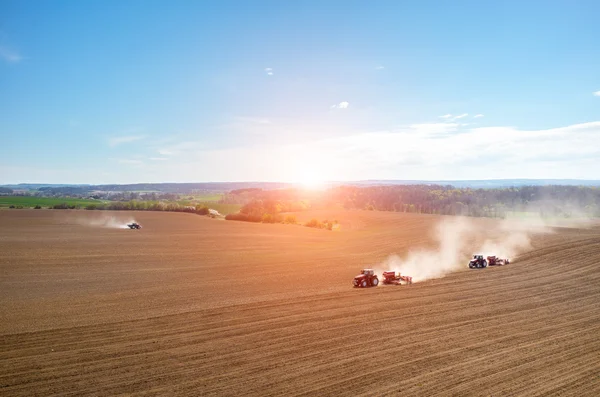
[1,210,599,396]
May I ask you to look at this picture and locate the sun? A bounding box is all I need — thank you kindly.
[296,171,327,190]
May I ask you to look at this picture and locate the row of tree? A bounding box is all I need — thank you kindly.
[222,185,600,220]
[51,201,213,216]
[329,185,600,217]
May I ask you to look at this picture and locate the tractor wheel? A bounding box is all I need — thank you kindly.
[361,280,367,288]
[372,278,379,287]
[483,261,488,268]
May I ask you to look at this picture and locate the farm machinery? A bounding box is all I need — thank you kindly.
[127,222,142,229]
[353,269,414,287]
[487,256,510,266]
[468,254,510,268]
[353,269,379,288]
[382,271,413,285]
[468,255,487,268]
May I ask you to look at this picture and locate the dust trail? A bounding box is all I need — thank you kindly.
[70,214,138,229]
[377,213,593,283]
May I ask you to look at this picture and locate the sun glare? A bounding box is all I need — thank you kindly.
[296,171,327,190]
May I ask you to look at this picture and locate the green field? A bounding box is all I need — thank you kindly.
[0,195,241,214]
[176,193,224,205]
[175,194,242,214]
[196,202,241,215]
[0,196,107,208]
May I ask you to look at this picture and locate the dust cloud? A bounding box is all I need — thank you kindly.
[378,213,592,283]
[69,214,137,229]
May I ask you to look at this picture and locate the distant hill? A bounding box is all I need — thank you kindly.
[2,179,600,193]
[347,179,600,188]
[2,184,91,189]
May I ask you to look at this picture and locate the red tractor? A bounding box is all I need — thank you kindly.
[382,271,413,285]
[487,256,510,266]
[353,269,379,288]
[468,254,487,268]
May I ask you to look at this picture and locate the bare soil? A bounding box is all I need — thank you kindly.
[1,210,599,396]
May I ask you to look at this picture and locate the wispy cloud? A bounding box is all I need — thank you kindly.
[410,123,459,135]
[155,141,203,156]
[235,116,272,125]
[108,135,145,147]
[116,121,600,182]
[331,101,350,109]
[118,159,143,165]
[375,66,385,70]
[440,113,470,121]
[0,45,22,63]
[593,91,600,97]
[265,67,273,76]
[109,158,144,165]
[149,157,168,161]
[473,114,484,118]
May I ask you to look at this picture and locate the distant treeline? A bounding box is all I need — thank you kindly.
[33,182,293,194]
[223,201,337,230]
[0,187,13,194]
[7,184,600,220]
[330,185,600,217]
[222,185,600,222]
[35,187,182,201]
[223,198,306,224]
[52,201,213,216]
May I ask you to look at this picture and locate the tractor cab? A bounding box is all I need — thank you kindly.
[353,268,379,288]
[469,254,487,268]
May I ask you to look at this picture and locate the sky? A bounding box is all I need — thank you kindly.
[1,0,599,184]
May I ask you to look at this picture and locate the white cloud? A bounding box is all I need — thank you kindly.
[265,67,273,76]
[158,149,173,156]
[331,101,350,109]
[375,66,385,70]
[0,45,22,63]
[593,91,600,97]
[409,123,459,135]
[108,135,145,147]
[441,113,473,121]
[149,157,168,161]
[161,121,600,181]
[473,114,484,118]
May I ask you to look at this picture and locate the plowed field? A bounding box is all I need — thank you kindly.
[1,210,599,396]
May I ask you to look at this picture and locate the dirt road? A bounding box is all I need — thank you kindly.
[1,210,599,396]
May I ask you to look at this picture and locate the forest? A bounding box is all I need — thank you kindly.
[223,185,600,224]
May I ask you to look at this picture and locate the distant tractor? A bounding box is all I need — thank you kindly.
[353,269,379,288]
[382,271,413,285]
[127,222,142,229]
[468,254,487,269]
[487,256,510,266]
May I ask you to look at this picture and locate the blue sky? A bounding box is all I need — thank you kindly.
[1,0,599,184]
